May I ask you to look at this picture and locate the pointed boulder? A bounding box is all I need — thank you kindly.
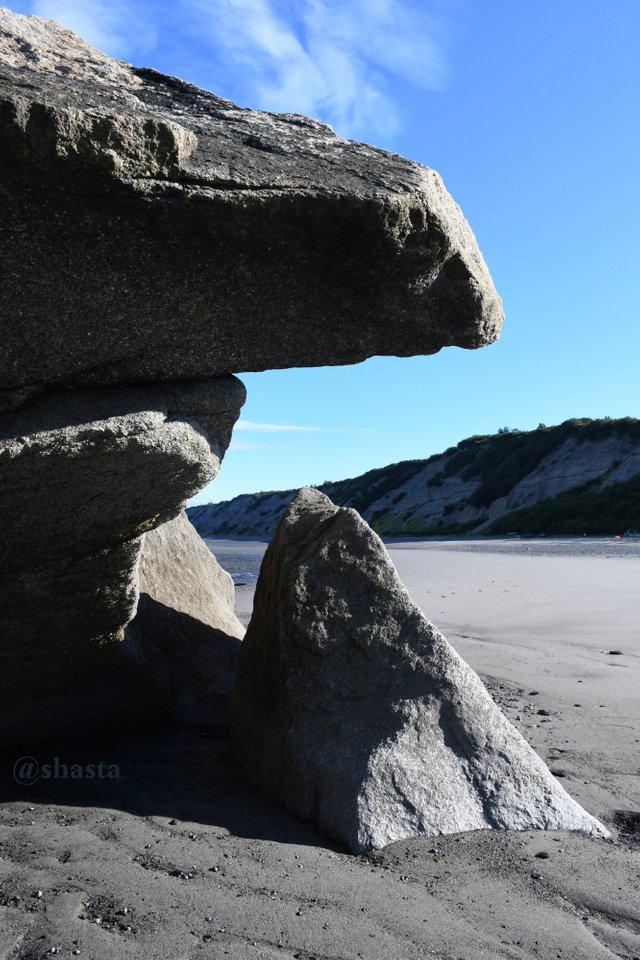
[232,488,608,853]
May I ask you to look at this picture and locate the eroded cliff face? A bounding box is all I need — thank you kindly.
[0,7,502,742]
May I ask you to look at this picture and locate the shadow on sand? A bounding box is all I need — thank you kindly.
[0,722,342,852]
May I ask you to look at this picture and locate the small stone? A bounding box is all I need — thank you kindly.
[537,709,550,716]
[168,819,178,826]
[535,851,550,859]
[608,650,623,656]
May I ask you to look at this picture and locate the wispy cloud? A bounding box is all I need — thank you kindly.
[236,420,374,433]
[228,438,270,451]
[236,419,326,433]
[186,0,450,136]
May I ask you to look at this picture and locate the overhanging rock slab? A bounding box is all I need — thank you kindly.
[0,8,503,406]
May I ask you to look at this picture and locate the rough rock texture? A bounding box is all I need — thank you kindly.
[0,377,245,744]
[127,511,244,727]
[232,488,608,853]
[0,8,502,409]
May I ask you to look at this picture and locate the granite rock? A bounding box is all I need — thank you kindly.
[0,8,502,408]
[232,488,608,853]
[127,511,244,728]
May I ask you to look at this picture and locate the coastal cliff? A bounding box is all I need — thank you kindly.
[189,418,640,538]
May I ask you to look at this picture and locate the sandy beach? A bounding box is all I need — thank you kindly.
[0,538,638,959]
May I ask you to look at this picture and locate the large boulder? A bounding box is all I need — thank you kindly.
[127,511,244,728]
[0,8,502,409]
[232,488,608,853]
[0,378,244,744]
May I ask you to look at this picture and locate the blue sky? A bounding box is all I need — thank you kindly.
[12,0,640,503]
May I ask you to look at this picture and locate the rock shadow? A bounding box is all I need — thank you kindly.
[0,720,341,851]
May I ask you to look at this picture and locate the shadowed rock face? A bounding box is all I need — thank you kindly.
[232,488,608,853]
[128,511,245,729]
[0,8,502,407]
[0,377,245,744]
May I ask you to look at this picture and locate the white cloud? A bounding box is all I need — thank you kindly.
[185,0,450,136]
[236,419,326,433]
[236,420,375,433]
[228,438,270,451]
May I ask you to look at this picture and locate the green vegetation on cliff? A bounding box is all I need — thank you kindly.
[188,417,640,538]
[489,473,640,536]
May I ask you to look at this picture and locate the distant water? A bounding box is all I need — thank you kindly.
[204,535,640,585]
[204,539,267,585]
[421,537,640,560]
